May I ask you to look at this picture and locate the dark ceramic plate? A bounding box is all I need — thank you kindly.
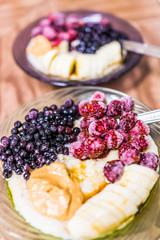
[12,10,143,86]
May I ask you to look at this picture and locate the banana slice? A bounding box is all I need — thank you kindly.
[49,53,75,78]
[41,49,58,73]
[67,165,158,239]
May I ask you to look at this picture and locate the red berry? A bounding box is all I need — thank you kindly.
[119,111,137,132]
[80,116,95,130]
[120,148,140,165]
[48,12,65,26]
[117,129,130,142]
[118,142,134,158]
[88,101,107,118]
[65,13,80,29]
[42,26,57,40]
[139,152,159,170]
[121,97,134,112]
[78,131,89,142]
[106,100,122,117]
[91,91,106,102]
[69,141,87,160]
[131,135,150,151]
[51,39,61,47]
[84,136,105,159]
[88,119,109,137]
[103,160,124,183]
[78,100,90,117]
[98,149,110,159]
[39,18,51,28]
[102,116,118,129]
[130,120,150,137]
[67,29,78,41]
[104,129,124,149]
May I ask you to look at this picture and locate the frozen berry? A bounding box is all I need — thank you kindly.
[78,100,90,117]
[88,101,107,118]
[102,116,118,129]
[69,141,87,160]
[98,149,110,159]
[121,97,134,112]
[131,135,150,151]
[130,120,150,137]
[91,91,106,102]
[42,26,57,40]
[139,152,159,170]
[51,39,61,47]
[48,12,65,26]
[106,100,121,117]
[120,148,140,165]
[104,129,124,149]
[80,116,95,130]
[119,111,137,132]
[84,136,105,159]
[39,18,51,28]
[88,119,109,137]
[31,26,42,37]
[103,160,124,183]
[118,142,135,158]
[65,13,79,29]
[78,131,89,142]
[117,129,130,142]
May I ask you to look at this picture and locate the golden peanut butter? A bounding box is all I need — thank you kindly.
[27,162,84,221]
[26,35,52,57]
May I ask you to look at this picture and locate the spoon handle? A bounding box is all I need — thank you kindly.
[122,40,160,59]
[138,109,160,124]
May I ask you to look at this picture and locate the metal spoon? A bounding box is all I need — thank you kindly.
[138,109,160,124]
[122,40,160,59]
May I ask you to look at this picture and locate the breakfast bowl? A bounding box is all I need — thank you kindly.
[12,10,143,86]
[0,86,159,240]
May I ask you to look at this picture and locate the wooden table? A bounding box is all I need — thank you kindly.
[0,0,160,239]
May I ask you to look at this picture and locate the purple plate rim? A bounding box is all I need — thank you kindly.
[12,9,143,87]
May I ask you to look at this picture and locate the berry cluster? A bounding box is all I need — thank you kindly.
[74,23,128,54]
[69,91,159,183]
[0,99,80,180]
[31,12,128,53]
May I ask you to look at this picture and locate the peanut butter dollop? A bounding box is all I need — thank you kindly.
[27,162,84,221]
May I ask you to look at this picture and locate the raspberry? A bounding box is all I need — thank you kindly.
[102,116,118,129]
[98,149,110,159]
[118,142,134,158]
[121,97,134,112]
[119,111,137,132]
[117,129,130,142]
[78,131,89,142]
[139,152,159,170]
[78,101,90,117]
[120,148,140,165]
[80,116,95,130]
[104,129,124,149]
[84,137,106,159]
[103,160,124,183]
[69,141,87,160]
[106,100,122,117]
[130,120,150,137]
[91,91,106,103]
[88,119,109,137]
[88,101,107,118]
[131,135,150,151]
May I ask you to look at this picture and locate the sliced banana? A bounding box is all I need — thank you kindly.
[41,49,58,73]
[49,53,75,78]
[67,165,158,239]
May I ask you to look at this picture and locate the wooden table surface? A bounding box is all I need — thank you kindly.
[0,0,160,239]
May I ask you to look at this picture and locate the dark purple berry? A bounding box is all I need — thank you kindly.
[3,169,12,178]
[103,160,124,183]
[14,121,22,128]
[23,171,30,180]
[1,136,10,147]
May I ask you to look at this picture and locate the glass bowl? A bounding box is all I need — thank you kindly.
[0,86,159,240]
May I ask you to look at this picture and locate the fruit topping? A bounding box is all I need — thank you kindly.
[130,120,150,137]
[139,152,159,170]
[78,101,90,117]
[106,100,122,117]
[120,148,140,165]
[78,131,89,142]
[121,96,134,112]
[119,111,137,132]
[91,91,106,102]
[84,136,106,159]
[131,134,150,151]
[103,160,124,183]
[69,141,87,160]
[87,101,107,118]
[104,129,124,149]
[102,116,118,129]
[118,142,135,158]
[0,99,80,180]
[88,119,109,137]
[117,129,130,142]
[80,116,96,130]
